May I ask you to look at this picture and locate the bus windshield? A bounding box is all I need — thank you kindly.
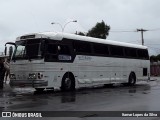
[13,39,42,60]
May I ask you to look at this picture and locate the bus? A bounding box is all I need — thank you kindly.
[6,32,150,91]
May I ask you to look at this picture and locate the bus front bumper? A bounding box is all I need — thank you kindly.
[10,80,48,88]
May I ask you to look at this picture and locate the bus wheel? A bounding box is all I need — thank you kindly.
[35,88,44,92]
[61,73,75,91]
[104,84,114,88]
[128,72,136,86]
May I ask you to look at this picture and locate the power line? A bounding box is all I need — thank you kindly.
[145,43,160,45]
[110,30,136,32]
[137,29,148,45]
[147,46,160,50]
[127,40,140,43]
[148,28,160,31]
[110,28,160,32]
[110,28,160,46]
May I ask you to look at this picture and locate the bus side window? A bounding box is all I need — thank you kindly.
[93,43,109,56]
[45,44,58,62]
[137,49,149,59]
[124,47,137,58]
[73,41,91,54]
[58,45,72,61]
[58,45,71,55]
[110,45,124,57]
[47,44,57,54]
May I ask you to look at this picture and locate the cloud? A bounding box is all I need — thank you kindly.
[0,0,160,54]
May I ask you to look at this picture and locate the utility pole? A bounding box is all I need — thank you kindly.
[137,28,148,45]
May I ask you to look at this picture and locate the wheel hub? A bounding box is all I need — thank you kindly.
[65,78,71,89]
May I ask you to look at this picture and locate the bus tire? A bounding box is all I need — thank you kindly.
[128,72,136,86]
[35,88,44,92]
[104,84,114,88]
[61,72,75,91]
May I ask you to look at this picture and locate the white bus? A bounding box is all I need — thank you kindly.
[7,32,150,91]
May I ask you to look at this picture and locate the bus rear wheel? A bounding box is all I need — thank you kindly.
[61,73,75,91]
[35,88,44,92]
[128,72,136,86]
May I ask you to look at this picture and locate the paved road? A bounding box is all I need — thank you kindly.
[0,77,160,120]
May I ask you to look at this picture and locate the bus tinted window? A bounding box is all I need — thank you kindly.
[93,43,109,55]
[47,44,57,54]
[110,46,124,57]
[124,48,137,58]
[58,45,70,55]
[137,49,149,59]
[74,41,91,54]
[26,44,40,58]
[27,39,40,44]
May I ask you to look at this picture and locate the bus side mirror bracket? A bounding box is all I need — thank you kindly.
[40,40,45,51]
[4,46,7,56]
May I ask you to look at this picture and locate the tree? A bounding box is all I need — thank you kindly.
[150,55,158,62]
[77,20,110,39]
[76,32,86,36]
[157,54,160,61]
[150,54,160,62]
[87,20,110,39]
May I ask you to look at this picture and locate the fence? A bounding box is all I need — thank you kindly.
[150,62,160,76]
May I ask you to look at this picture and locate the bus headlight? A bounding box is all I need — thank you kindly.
[37,72,43,79]
[28,73,37,79]
[10,74,16,80]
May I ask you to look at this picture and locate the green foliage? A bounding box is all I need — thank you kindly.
[87,20,110,39]
[76,32,86,36]
[150,54,160,62]
[77,20,110,39]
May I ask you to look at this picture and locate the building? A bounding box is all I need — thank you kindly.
[150,61,160,76]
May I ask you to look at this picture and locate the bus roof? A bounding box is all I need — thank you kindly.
[16,32,148,49]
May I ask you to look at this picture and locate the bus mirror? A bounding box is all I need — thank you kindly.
[4,46,7,56]
[41,40,45,51]
[9,46,13,58]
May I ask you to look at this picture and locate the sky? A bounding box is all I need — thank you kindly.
[0,0,160,55]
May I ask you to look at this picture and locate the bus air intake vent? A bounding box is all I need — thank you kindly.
[20,35,35,40]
